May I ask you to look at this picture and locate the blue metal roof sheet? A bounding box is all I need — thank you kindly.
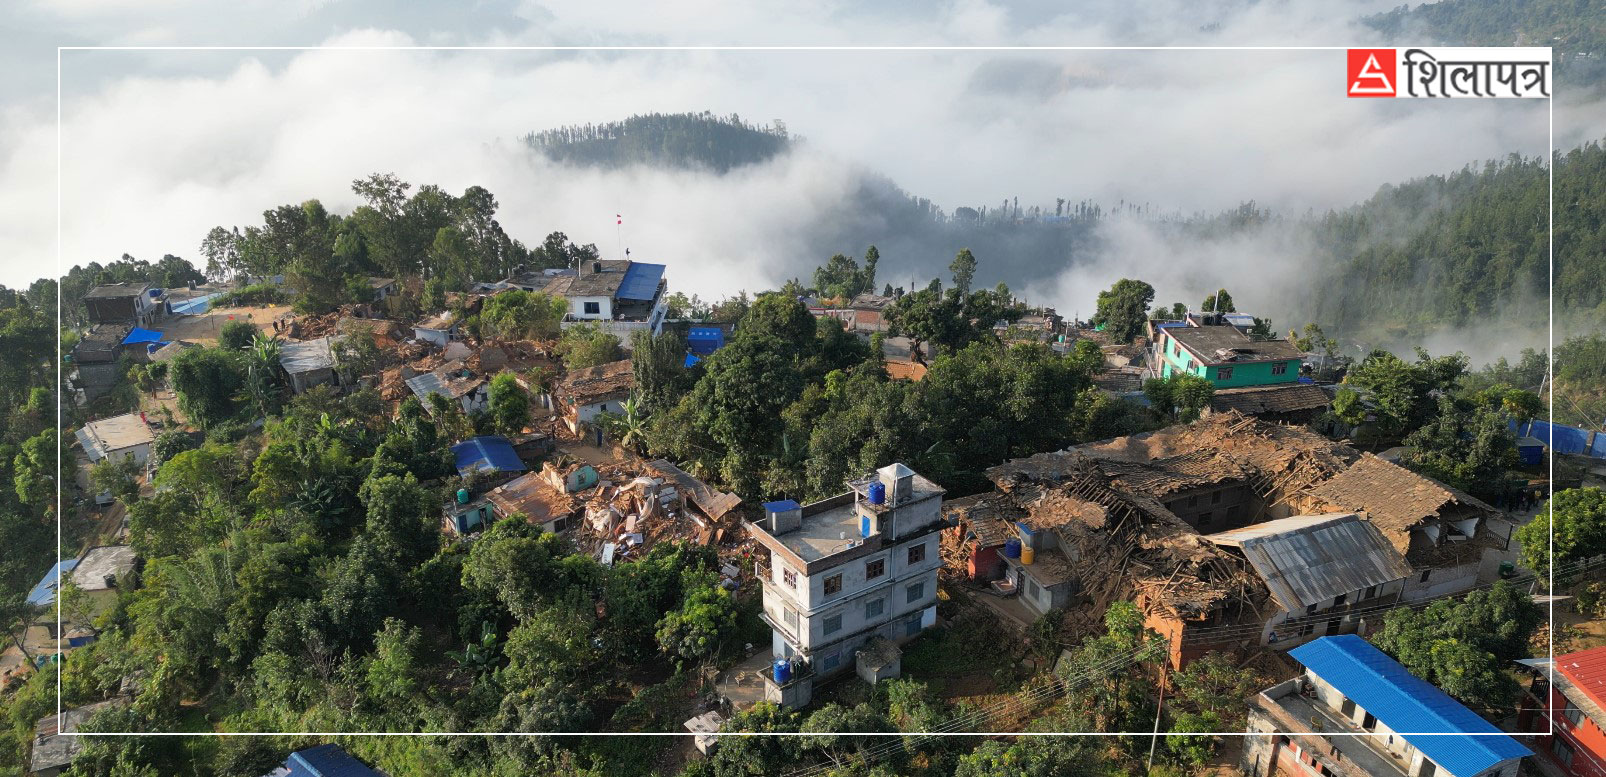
[121,328,164,345]
[763,500,801,512]
[1288,636,1531,775]
[27,560,78,607]
[616,262,666,301]
[285,744,383,776]
[450,436,526,476]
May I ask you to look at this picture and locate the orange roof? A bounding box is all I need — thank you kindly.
[884,360,928,381]
[1558,645,1606,710]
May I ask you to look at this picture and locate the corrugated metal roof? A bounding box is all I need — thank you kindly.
[1558,645,1606,714]
[285,744,384,776]
[27,560,78,607]
[1205,513,1412,611]
[1289,636,1530,775]
[616,262,666,301]
[280,337,335,374]
[451,436,526,476]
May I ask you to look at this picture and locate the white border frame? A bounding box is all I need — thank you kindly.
[51,44,1555,752]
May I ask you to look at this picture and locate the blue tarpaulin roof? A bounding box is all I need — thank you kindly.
[763,500,800,513]
[285,744,384,777]
[27,560,78,607]
[1288,636,1530,775]
[684,353,701,368]
[121,328,164,345]
[450,436,526,476]
[169,292,222,315]
[688,326,725,355]
[616,262,666,301]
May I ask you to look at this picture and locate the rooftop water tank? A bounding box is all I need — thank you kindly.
[1003,539,1022,559]
[772,658,792,684]
[868,480,885,506]
[456,488,470,505]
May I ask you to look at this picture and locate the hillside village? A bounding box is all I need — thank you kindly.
[6,213,1603,777]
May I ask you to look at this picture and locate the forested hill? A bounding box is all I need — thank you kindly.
[523,111,791,172]
[1363,0,1606,87]
[1298,142,1605,340]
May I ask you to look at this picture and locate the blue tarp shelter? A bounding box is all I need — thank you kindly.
[684,353,701,368]
[1512,419,1606,459]
[27,560,78,607]
[450,436,526,477]
[688,326,725,355]
[1289,636,1530,776]
[284,744,384,777]
[121,328,164,346]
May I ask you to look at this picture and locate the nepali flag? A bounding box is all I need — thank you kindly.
[616,214,622,225]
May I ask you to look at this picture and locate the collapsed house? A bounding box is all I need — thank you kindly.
[405,359,489,415]
[1205,383,1333,424]
[976,411,1513,668]
[552,359,633,436]
[279,336,339,395]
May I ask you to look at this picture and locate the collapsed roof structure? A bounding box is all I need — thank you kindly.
[982,411,1509,665]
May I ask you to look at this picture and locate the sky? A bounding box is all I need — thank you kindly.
[1,0,1598,323]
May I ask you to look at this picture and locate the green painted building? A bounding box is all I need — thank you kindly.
[1154,324,1305,388]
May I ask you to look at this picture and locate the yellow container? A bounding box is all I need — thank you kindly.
[1020,545,1036,565]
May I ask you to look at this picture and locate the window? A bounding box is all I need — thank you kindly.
[1361,712,1376,731]
[907,543,926,565]
[1333,593,1346,606]
[1564,701,1584,726]
[783,608,799,631]
[583,301,601,315]
[1340,699,1356,718]
[906,581,926,603]
[1416,760,1436,777]
[824,574,842,597]
[1211,490,1223,504]
[1363,585,1378,600]
[824,614,842,635]
[820,651,841,672]
[1305,604,1318,615]
[1552,738,1575,768]
[1197,512,1213,528]
[865,558,885,580]
[905,615,923,637]
[865,598,884,619]
[1272,361,1289,375]
[783,568,797,589]
[1419,569,1431,583]
[1187,359,1195,370]
[1217,367,1233,380]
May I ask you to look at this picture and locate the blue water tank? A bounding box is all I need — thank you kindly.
[868,481,886,505]
[860,514,872,538]
[773,658,792,684]
[1003,539,1022,559]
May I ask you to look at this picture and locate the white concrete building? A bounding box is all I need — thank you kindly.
[75,413,155,465]
[748,463,944,708]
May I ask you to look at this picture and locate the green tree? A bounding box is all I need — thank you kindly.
[481,290,569,340]
[1092,279,1155,344]
[90,454,142,504]
[655,571,738,664]
[488,372,530,436]
[1144,373,1215,422]
[949,248,978,296]
[332,326,381,383]
[1400,396,1517,499]
[631,329,695,414]
[1200,288,1235,313]
[1373,581,1541,711]
[169,347,247,429]
[1342,348,1470,439]
[218,320,260,351]
[1517,488,1606,581]
[555,324,623,370]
